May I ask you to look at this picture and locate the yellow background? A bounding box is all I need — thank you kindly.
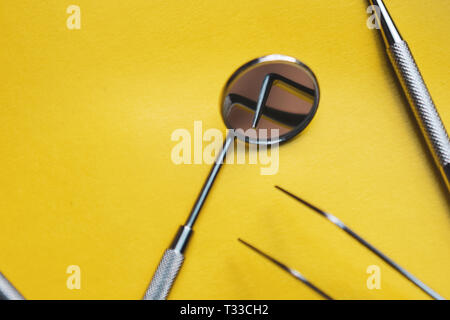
[0,0,449,300]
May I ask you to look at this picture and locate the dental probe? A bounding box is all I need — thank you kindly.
[369,0,450,191]
[275,185,445,300]
[238,239,332,300]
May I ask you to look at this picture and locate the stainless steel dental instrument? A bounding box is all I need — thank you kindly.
[369,0,450,191]
[238,238,333,300]
[0,272,25,300]
[275,185,445,300]
[143,55,320,300]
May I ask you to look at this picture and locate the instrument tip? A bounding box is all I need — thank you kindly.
[238,238,287,271]
[238,237,333,300]
[274,186,326,216]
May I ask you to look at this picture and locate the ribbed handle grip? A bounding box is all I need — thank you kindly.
[387,41,450,169]
[0,272,25,300]
[143,249,184,300]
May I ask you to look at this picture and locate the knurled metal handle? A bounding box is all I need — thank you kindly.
[0,272,25,300]
[387,41,450,178]
[143,249,184,300]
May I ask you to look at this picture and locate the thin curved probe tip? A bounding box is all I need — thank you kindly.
[275,185,327,217]
[238,238,333,300]
[274,185,445,300]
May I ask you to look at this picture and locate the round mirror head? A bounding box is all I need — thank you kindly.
[221,54,319,145]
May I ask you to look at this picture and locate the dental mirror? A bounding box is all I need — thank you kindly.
[222,54,319,144]
[144,54,320,300]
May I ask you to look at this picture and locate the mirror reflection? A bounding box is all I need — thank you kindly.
[221,56,319,144]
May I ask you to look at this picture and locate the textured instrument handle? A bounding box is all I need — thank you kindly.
[143,249,184,300]
[387,41,450,169]
[0,272,25,300]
